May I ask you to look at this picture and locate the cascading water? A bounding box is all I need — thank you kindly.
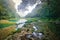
[12,0,42,30]
[33,25,38,31]
[12,0,45,39]
[16,19,27,30]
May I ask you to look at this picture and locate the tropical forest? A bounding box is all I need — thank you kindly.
[0,0,60,40]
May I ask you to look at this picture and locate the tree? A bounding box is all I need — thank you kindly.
[0,0,15,20]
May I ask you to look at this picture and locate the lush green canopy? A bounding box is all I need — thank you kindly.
[0,0,15,20]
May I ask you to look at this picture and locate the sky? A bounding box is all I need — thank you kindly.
[12,0,41,17]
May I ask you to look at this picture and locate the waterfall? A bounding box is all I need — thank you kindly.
[10,0,45,39]
[16,19,27,30]
[12,0,42,30]
[12,0,41,17]
[33,26,38,31]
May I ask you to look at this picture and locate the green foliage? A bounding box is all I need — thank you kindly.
[48,22,56,33]
[35,0,60,38]
[0,24,14,28]
[48,22,60,38]
[26,18,38,23]
[0,0,15,20]
[31,0,60,21]
[16,28,21,33]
